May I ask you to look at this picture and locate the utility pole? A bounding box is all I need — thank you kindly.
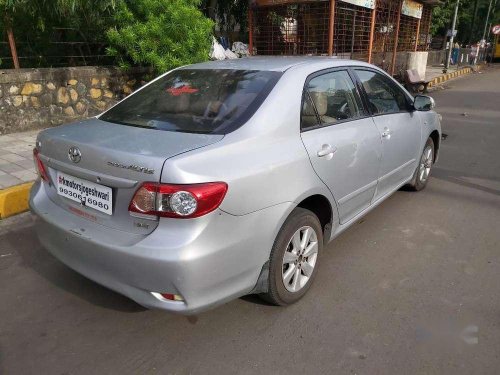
[444,0,460,73]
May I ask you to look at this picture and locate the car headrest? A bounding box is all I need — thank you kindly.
[303,91,328,117]
[309,91,328,116]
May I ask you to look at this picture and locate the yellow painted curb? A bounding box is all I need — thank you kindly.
[0,182,34,219]
[428,67,472,88]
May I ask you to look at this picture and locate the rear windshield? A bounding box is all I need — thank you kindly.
[100,69,282,134]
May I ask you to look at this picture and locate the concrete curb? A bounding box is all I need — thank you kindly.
[428,67,472,88]
[0,182,33,219]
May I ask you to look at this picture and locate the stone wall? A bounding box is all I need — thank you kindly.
[0,66,150,135]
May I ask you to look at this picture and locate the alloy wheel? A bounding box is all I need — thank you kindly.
[281,226,318,293]
[419,145,433,183]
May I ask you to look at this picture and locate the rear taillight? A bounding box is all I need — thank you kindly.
[129,182,228,219]
[33,148,49,182]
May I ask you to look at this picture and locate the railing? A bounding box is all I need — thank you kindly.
[0,27,114,69]
[427,47,488,68]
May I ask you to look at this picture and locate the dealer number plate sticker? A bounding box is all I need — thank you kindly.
[56,171,113,215]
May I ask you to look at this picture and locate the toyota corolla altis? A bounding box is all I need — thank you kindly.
[30,57,441,314]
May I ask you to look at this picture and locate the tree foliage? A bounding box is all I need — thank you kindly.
[106,0,214,73]
[1,0,116,32]
[431,0,500,45]
[1,0,214,70]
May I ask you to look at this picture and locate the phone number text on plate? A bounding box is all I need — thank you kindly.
[57,173,112,215]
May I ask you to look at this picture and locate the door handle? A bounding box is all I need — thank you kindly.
[317,144,337,158]
[381,128,392,139]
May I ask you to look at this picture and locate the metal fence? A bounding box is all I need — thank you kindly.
[371,0,400,72]
[334,2,373,59]
[417,6,432,51]
[427,47,489,67]
[0,27,114,69]
[398,14,419,51]
[250,0,435,75]
[252,2,331,56]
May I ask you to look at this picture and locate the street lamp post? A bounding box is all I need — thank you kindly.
[444,0,460,73]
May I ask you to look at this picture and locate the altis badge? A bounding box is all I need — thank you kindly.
[107,161,155,174]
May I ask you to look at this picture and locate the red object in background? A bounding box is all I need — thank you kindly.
[166,85,199,96]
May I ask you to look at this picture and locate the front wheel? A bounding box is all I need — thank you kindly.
[261,208,323,306]
[408,137,435,191]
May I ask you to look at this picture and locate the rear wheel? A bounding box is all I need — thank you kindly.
[262,208,323,306]
[408,137,435,191]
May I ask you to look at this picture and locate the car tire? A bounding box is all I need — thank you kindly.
[261,207,323,306]
[408,137,435,191]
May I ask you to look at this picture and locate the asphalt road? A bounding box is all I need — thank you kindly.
[1,65,499,375]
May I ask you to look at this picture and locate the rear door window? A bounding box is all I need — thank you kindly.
[301,70,364,130]
[100,69,282,134]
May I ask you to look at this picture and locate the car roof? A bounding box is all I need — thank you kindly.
[181,56,370,72]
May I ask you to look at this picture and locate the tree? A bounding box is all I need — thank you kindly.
[431,0,500,45]
[106,0,214,73]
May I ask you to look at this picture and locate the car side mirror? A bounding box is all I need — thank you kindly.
[413,95,435,111]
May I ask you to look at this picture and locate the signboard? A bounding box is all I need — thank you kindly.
[446,29,457,37]
[340,0,375,9]
[401,0,423,19]
[492,25,500,35]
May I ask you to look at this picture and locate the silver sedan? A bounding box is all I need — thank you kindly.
[30,57,441,314]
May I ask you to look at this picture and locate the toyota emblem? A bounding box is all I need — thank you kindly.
[68,146,82,163]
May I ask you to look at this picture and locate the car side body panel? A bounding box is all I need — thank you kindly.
[301,117,382,224]
[371,111,421,201]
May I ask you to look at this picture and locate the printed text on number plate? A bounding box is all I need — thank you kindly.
[56,172,113,215]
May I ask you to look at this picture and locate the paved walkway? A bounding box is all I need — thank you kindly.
[0,130,39,189]
[426,66,448,81]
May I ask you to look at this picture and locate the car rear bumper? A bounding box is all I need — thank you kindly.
[30,180,293,314]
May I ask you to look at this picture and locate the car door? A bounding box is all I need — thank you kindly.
[300,69,382,224]
[354,69,421,201]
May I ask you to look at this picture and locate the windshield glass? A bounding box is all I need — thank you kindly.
[100,69,282,134]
